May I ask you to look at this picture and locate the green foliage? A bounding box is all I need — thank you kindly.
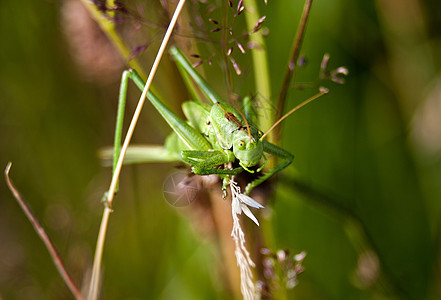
[1,0,440,299]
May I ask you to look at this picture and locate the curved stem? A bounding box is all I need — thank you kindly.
[5,163,83,300]
[87,1,187,299]
[275,0,313,142]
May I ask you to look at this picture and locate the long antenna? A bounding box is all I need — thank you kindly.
[260,87,328,141]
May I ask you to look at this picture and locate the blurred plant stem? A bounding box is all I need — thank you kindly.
[243,0,272,140]
[375,0,434,119]
[275,0,312,143]
[79,1,187,299]
[76,2,143,298]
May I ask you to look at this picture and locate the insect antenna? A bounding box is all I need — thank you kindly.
[260,87,329,141]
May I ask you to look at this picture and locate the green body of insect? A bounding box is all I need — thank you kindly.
[107,46,293,195]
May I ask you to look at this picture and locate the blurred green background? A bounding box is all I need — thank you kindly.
[1,0,440,299]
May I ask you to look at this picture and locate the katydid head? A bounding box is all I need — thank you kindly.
[232,130,264,169]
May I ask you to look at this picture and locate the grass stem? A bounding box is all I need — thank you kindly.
[5,163,84,300]
[275,0,313,141]
[87,1,187,299]
[243,0,272,139]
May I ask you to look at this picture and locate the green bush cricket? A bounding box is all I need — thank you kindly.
[104,46,327,197]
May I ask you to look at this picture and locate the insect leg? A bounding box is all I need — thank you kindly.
[244,141,294,195]
[102,70,138,206]
[182,150,242,175]
[170,46,224,104]
[127,69,212,152]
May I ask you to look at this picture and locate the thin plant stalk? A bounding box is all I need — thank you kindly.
[243,0,273,139]
[5,163,84,300]
[87,1,187,299]
[275,0,313,141]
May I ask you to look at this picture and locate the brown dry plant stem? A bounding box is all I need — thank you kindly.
[275,0,313,142]
[4,163,84,300]
[87,1,187,299]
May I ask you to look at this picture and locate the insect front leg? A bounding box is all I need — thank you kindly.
[170,46,224,104]
[181,150,242,175]
[182,150,243,198]
[244,141,294,195]
[127,69,213,152]
[105,68,212,206]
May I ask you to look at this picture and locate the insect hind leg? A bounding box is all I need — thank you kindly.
[181,150,241,175]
